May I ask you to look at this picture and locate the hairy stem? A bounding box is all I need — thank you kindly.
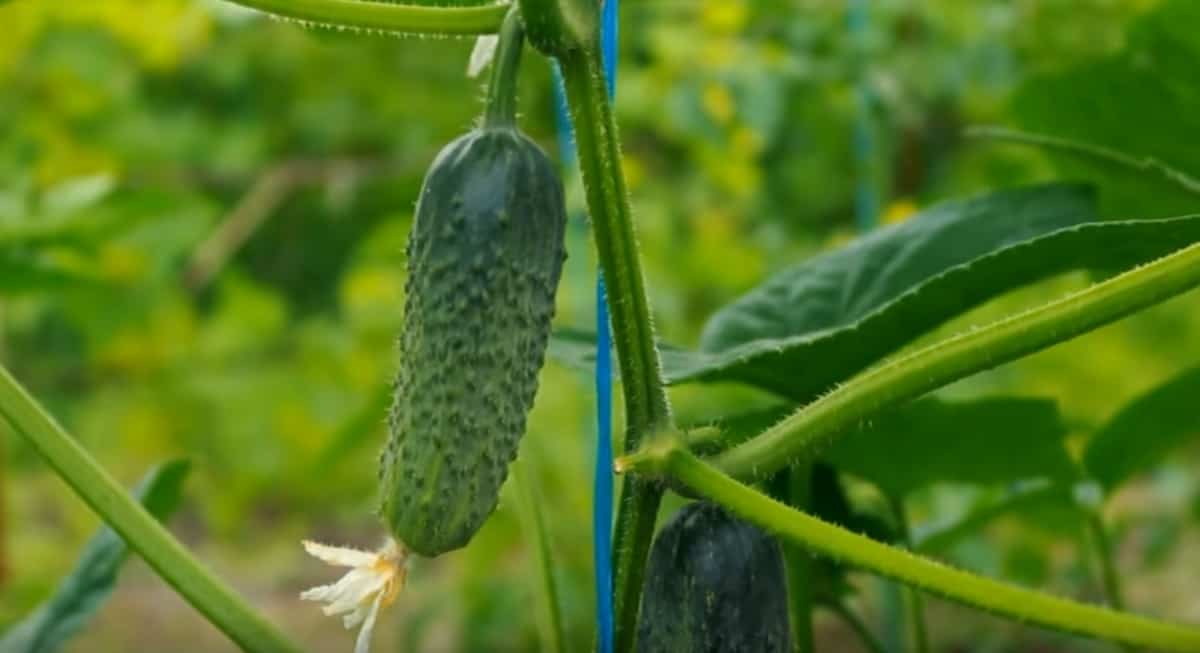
[483,9,525,129]
[645,447,1200,652]
[221,0,508,36]
[0,365,303,653]
[711,240,1200,481]
[557,45,672,653]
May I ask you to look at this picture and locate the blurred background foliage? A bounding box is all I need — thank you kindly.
[1,0,1199,650]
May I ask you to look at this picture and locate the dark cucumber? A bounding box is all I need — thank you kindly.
[379,11,567,557]
[637,502,792,653]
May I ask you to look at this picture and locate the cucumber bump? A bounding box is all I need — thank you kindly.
[379,10,567,558]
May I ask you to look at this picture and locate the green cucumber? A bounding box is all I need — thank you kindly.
[637,502,792,653]
[379,11,566,557]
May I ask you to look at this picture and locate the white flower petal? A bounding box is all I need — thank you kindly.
[342,604,369,630]
[323,571,388,616]
[304,540,377,567]
[354,592,386,653]
[467,35,499,78]
[300,537,408,653]
[300,582,337,602]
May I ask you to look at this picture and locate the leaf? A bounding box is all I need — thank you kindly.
[550,201,1200,403]
[0,252,104,294]
[823,397,1076,498]
[912,481,1073,555]
[0,460,191,653]
[1012,0,1200,221]
[701,184,1095,352]
[1083,365,1200,491]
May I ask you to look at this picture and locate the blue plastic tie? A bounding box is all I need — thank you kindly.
[595,1,617,651]
[549,2,617,650]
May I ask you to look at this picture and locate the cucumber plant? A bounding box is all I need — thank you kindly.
[2,1,1200,653]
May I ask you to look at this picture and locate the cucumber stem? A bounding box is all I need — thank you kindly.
[483,9,526,129]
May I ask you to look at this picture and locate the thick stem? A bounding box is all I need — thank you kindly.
[557,45,672,653]
[483,10,525,129]
[221,0,508,35]
[652,447,1200,652]
[889,496,930,653]
[711,240,1200,481]
[0,365,303,653]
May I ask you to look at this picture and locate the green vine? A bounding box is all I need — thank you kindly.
[221,0,509,36]
[0,365,304,653]
[556,41,674,653]
[708,239,1200,481]
[482,8,525,129]
[628,445,1200,652]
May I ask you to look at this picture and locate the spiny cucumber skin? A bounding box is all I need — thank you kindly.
[637,502,791,653]
[381,126,566,558]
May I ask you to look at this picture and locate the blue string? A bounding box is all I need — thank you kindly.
[549,2,617,650]
[593,275,614,653]
[595,1,617,651]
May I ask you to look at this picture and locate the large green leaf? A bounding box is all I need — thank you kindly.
[823,397,1076,499]
[1083,366,1200,491]
[1012,0,1200,221]
[551,187,1200,402]
[0,460,191,653]
[699,185,1094,352]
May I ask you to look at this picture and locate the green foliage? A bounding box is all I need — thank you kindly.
[1084,366,1200,491]
[825,397,1075,498]
[0,460,190,653]
[1012,0,1200,220]
[552,195,1200,402]
[5,0,1200,650]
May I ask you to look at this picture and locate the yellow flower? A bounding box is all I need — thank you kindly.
[301,538,409,653]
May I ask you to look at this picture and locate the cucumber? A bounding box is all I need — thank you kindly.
[379,10,567,558]
[637,502,791,653]
[379,124,566,557]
